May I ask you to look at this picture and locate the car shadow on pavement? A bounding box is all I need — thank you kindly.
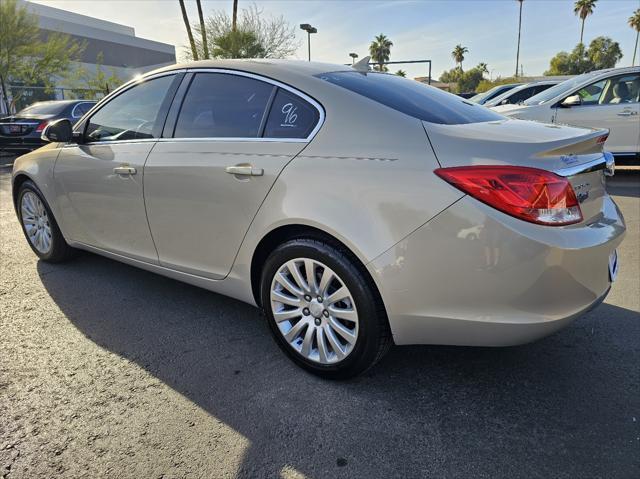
[37,252,640,478]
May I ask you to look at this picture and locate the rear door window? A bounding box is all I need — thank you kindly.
[263,88,320,139]
[174,73,274,138]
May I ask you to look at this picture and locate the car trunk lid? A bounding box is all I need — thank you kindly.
[424,118,611,225]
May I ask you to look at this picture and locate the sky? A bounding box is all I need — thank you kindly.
[31,0,639,80]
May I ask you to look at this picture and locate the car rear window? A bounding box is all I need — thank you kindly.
[18,102,67,116]
[316,71,504,125]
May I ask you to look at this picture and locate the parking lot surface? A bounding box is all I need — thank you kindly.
[1,164,638,479]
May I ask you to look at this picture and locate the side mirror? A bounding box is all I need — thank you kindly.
[500,99,509,105]
[561,95,582,107]
[41,118,72,143]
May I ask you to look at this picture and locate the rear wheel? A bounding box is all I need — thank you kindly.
[17,180,76,263]
[260,238,391,379]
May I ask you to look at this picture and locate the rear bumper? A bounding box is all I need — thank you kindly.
[0,136,45,152]
[368,194,626,346]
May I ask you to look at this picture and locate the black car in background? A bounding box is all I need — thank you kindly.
[0,100,96,153]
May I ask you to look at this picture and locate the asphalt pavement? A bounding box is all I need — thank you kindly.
[1,164,638,479]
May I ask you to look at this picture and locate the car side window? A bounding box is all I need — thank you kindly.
[78,103,94,115]
[507,87,533,104]
[575,79,606,105]
[174,73,274,138]
[263,88,320,139]
[605,74,639,104]
[85,75,174,143]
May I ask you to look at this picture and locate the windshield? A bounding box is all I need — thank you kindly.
[523,73,597,105]
[17,102,67,116]
[469,86,501,103]
[316,71,504,125]
[469,84,520,104]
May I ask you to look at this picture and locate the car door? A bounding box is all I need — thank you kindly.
[54,73,180,263]
[143,71,323,279]
[554,73,640,154]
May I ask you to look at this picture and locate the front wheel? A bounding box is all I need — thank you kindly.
[17,180,76,263]
[260,238,391,379]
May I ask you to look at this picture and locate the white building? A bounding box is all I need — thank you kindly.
[2,1,176,113]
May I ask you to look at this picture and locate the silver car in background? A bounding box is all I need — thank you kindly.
[493,67,640,161]
[483,80,559,107]
[12,60,625,378]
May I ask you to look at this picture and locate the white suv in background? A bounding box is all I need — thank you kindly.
[492,67,640,161]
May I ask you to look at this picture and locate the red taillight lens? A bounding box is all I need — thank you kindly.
[35,121,49,132]
[435,165,583,226]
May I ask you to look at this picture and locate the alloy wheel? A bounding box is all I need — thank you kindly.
[21,191,52,254]
[270,258,359,364]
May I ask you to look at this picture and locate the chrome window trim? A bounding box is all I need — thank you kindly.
[69,67,325,146]
[157,137,309,144]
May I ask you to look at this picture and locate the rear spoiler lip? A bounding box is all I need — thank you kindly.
[554,151,615,177]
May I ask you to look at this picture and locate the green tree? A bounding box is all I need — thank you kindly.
[369,34,393,72]
[439,64,486,93]
[587,36,623,69]
[185,3,298,60]
[0,0,83,113]
[574,0,597,45]
[476,76,521,93]
[451,44,469,70]
[477,62,489,75]
[211,29,265,58]
[515,0,524,76]
[545,36,621,75]
[629,8,640,66]
[65,52,124,99]
[395,70,407,77]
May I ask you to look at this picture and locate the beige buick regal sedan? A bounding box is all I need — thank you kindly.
[12,59,625,378]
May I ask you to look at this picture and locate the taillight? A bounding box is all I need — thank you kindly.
[435,165,582,226]
[35,121,49,132]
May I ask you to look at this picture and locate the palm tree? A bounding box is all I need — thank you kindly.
[477,62,489,74]
[630,8,640,66]
[452,44,469,70]
[196,0,209,59]
[574,0,597,45]
[515,0,524,77]
[232,0,239,32]
[179,0,198,60]
[369,34,393,71]
[395,70,407,77]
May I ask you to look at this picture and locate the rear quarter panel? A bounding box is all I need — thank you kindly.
[226,84,464,302]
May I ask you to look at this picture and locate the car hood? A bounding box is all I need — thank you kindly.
[423,118,608,172]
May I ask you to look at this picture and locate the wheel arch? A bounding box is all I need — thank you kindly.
[249,224,388,318]
[12,173,35,210]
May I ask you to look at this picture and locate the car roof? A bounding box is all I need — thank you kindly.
[150,59,353,79]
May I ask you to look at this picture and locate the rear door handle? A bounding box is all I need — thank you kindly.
[225,165,263,176]
[113,166,137,175]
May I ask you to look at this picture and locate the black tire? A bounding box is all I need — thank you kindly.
[260,238,392,379]
[16,180,76,263]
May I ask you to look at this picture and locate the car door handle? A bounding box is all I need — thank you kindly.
[617,111,637,116]
[225,165,263,176]
[113,166,137,175]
